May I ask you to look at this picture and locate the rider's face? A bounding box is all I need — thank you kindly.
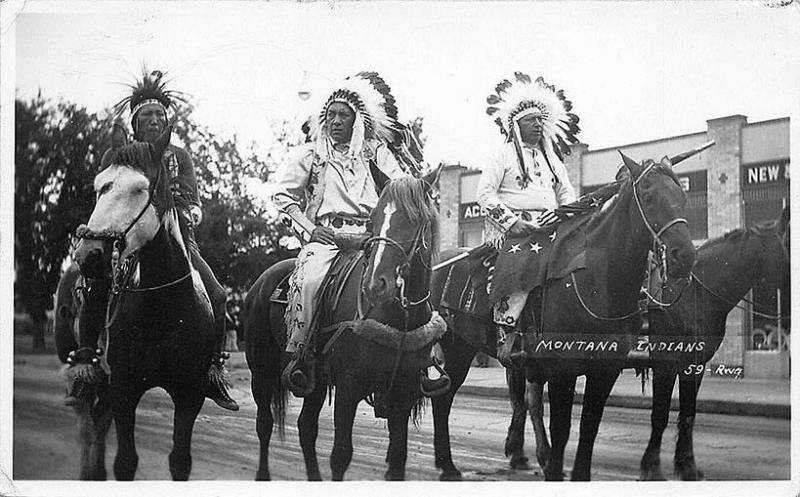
[326,102,355,144]
[517,112,543,147]
[134,104,167,144]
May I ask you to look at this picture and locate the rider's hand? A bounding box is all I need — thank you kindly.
[310,226,335,245]
[190,206,203,227]
[536,209,559,228]
[507,219,539,238]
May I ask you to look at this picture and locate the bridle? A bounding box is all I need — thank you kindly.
[572,162,691,321]
[362,220,433,311]
[690,227,791,320]
[76,164,191,294]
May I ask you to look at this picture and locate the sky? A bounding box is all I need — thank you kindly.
[9,1,800,172]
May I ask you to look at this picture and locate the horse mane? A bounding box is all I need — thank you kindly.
[102,142,173,215]
[701,219,780,251]
[381,176,439,257]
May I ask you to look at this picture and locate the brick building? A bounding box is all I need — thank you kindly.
[436,115,790,378]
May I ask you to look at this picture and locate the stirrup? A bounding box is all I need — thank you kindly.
[281,356,316,398]
[420,359,451,398]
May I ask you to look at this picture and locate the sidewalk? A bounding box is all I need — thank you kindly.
[228,351,790,419]
[459,365,791,419]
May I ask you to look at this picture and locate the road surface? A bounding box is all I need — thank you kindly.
[12,352,790,481]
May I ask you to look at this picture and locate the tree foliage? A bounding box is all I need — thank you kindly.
[15,94,114,349]
[15,94,300,349]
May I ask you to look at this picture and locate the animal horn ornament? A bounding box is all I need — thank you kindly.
[669,140,716,166]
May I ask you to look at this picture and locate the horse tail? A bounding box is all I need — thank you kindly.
[410,395,428,428]
[273,382,288,440]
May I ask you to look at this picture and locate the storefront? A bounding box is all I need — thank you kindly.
[436,114,789,377]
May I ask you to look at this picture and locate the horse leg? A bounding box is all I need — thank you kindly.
[640,364,677,481]
[330,381,359,481]
[251,370,275,481]
[89,396,113,481]
[384,400,412,481]
[504,365,531,470]
[168,389,205,481]
[432,332,476,481]
[75,402,96,480]
[298,382,327,481]
[111,387,145,481]
[571,368,619,481]
[543,373,577,481]
[527,379,551,471]
[674,370,705,480]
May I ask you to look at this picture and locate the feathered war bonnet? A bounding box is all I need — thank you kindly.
[486,72,581,182]
[309,71,406,164]
[113,68,187,138]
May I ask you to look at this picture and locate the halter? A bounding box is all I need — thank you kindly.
[76,164,192,294]
[571,162,690,321]
[76,164,164,252]
[690,228,791,320]
[362,221,432,310]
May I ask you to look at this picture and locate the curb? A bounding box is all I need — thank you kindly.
[228,354,789,420]
[459,385,790,420]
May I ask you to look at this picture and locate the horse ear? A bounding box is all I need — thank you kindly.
[152,125,173,162]
[660,155,673,168]
[618,151,642,179]
[422,162,445,190]
[111,121,128,149]
[779,204,790,233]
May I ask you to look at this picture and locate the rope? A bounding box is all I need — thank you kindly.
[570,272,642,322]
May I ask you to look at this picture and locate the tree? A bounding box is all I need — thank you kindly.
[14,94,299,351]
[14,94,113,350]
[170,106,301,317]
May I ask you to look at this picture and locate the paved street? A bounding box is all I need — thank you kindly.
[13,352,789,481]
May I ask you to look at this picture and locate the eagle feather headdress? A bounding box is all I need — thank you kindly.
[486,72,580,162]
[113,68,187,133]
[309,71,423,175]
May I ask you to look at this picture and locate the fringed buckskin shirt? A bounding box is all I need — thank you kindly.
[273,139,406,227]
[477,141,576,238]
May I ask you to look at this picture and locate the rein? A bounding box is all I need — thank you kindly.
[689,231,791,320]
[571,163,689,320]
[77,164,193,295]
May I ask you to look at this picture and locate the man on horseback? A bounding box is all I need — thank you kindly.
[274,72,441,397]
[65,69,238,411]
[479,73,581,366]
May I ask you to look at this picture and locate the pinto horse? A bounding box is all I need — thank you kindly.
[73,127,217,480]
[244,174,441,481]
[640,206,790,480]
[430,152,697,481]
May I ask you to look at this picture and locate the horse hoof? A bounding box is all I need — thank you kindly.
[639,467,666,481]
[675,464,704,481]
[509,456,532,470]
[439,469,463,481]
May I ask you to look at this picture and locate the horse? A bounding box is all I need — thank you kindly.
[244,173,441,481]
[55,262,113,480]
[640,206,790,480]
[430,151,697,481]
[72,126,218,480]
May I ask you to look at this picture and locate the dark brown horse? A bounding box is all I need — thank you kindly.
[55,262,113,480]
[244,174,441,481]
[640,206,790,480]
[430,152,697,481]
[73,127,218,480]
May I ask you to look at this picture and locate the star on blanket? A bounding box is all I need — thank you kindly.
[529,242,542,253]
[549,231,557,242]
[508,244,521,254]
[590,197,603,208]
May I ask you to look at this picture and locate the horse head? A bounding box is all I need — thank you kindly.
[74,125,174,279]
[618,152,696,278]
[755,205,791,308]
[363,174,439,308]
